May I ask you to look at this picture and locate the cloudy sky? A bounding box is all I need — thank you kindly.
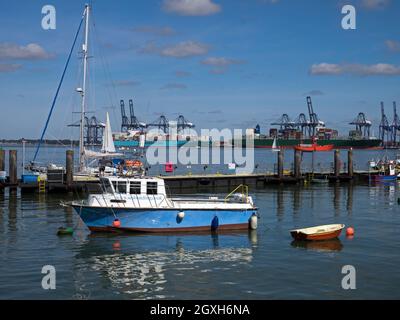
[0,0,399,139]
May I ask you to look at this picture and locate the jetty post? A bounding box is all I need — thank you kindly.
[0,149,4,173]
[66,150,74,189]
[334,149,340,177]
[277,150,284,178]
[9,150,17,188]
[294,149,301,179]
[347,148,353,177]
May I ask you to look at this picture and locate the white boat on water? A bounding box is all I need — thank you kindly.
[71,175,258,233]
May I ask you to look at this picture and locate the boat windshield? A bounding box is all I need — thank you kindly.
[100,178,114,193]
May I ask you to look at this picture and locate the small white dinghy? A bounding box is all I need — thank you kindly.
[290,224,345,241]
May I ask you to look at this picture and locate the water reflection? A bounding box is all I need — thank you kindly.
[74,231,256,299]
[291,239,343,252]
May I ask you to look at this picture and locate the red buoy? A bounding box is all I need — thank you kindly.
[113,219,121,228]
[346,227,355,237]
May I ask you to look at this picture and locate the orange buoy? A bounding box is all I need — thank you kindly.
[113,219,121,228]
[346,227,355,237]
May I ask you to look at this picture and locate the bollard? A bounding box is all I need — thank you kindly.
[334,149,340,177]
[9,150,17,186]
[348,148,353,177]
[66,150,74,189]
[294,149,301,179]
[277,150,284,178]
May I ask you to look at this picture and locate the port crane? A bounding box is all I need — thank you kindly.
[306,96,323,137]
[271,114,296,131]
[177,115,195,133]
[128,99,147,131]
[120,100,130,132]
[349,112,371,138]
[148,115,169,133]
[294,113,309,137]
[391,102,400,145]
[68,115,104,146]
[379,102,391,145]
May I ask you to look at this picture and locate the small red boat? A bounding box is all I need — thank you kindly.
[294,137,334,152]
[290,224,345,241]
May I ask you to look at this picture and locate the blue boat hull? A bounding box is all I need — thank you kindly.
[73,206,257,233]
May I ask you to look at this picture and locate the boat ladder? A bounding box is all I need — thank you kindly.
[38,178,46,193]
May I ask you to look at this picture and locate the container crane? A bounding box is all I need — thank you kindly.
[128,99,147,131]
[379,102,391,145]
[349,112,371,138]
[391,101,400,145]
[148,115,169,133]
[120,99,130,132]
[177,115,195,133]
[307,96,324,137]
[271,114,295,131]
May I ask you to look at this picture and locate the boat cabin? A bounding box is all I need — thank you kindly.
[99,176,167,197]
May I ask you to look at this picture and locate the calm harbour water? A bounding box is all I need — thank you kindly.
[0,146,400,299]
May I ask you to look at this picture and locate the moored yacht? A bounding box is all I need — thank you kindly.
[71,176,258,233]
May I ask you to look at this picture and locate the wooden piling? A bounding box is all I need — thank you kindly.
[334,149,340,177]
[66,150,74,189]
[277,150,284,178]
[9,150,17,187]
[0,149,5,172]
[294,149,301,178]
[348,148,353,177]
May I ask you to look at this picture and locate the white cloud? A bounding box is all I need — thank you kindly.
[201,57,245,66]
[131,26,175,36]
[160,83,187,90]
[163,0,221,16]
[160,41,209,58]
[0,63,22,72]
[310,63,400,76]
[361,0,390,9]
[201,57,245,74]
[385,40,400,52]
[0,43,53,60]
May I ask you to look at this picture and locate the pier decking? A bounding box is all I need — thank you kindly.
[0,148,378,194]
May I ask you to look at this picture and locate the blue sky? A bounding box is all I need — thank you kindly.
[0,0,399,139]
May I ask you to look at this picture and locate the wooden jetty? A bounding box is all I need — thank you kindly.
[0,148,374,194]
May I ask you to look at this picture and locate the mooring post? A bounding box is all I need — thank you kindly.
[277,150,284,178]
[9,150,17,187]
[294,149,301,179]
[0,149,5,172]
[66,150,74,189]
[334,149,340,177]
[348,148,353,177]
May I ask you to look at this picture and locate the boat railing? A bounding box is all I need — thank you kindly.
[224,184,249,203]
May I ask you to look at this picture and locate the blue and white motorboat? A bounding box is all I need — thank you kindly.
[71,176,258,233]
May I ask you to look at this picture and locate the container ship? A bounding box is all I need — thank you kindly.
[113,97,383,150]
[243,96,382,150]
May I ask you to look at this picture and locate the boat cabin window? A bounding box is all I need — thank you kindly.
[129,181,141,194]
[147,181,158,195]
[100,178,114,193]
[117,181,127,193]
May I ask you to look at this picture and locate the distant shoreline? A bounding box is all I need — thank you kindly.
[0,139,79,147]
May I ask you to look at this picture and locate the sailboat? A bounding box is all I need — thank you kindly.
[80,112,123,176]
[271,137,280,152]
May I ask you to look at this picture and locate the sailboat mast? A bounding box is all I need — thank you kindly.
[79,4,90,172]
